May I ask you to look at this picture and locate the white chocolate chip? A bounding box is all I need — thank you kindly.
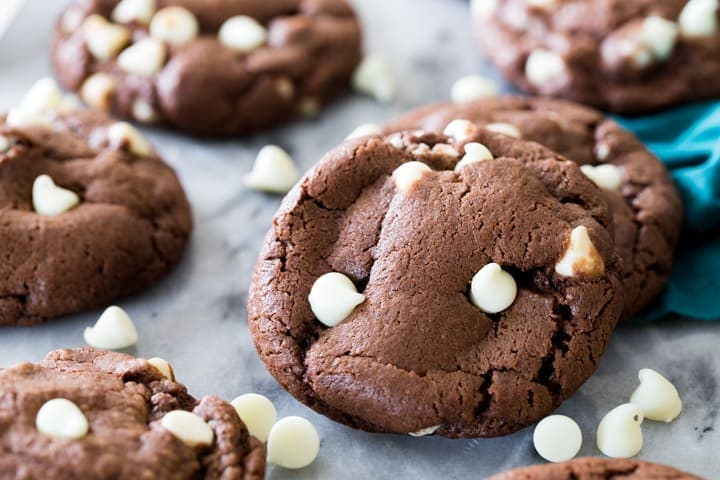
[83,305,139,349]
[432,143,459,158]
[555,226,604,278]
[640,16,679,61]
[450,75,498,104]
[455,142,493,172]
[533,415,582,463]
[107,122,152,156]
[679,0,719,37]
[596,142,611,161]
[61,7,85,34]
[345,123,381,140]
[308,272,365,327]
[218,15,267,52]
[19,78,64,114]
[244,145,299,194]
[35,398,89,440]
[408,425,440,437]
[132,99,157,123]
[352,54,395,103]
[160,410,214,448]
[580,164,623,191]
[0,135,11,153]
[275,77,295,100]
[59,94,83,112]
[231,393,277,443]
[485,122,521,138]
[148,357,174,380]
[267,416,320,469]
[471,0,498,20]
[32,175,80,216]
[527,0,557,8]
[6,108,52,128]
[596,403,644,458]
[150,6,199,45]
[525,49,566,87]
[469,263,517,314]
[298,97,320,117]
[82,15,130,61]
[411,143,431,156]
[80,73,116,110]
[112,0,156,25]
[392,161,432,194]
[443,119,475,142]
[389,134,404,149]
[117,38,167,77]
[629,368,682,423]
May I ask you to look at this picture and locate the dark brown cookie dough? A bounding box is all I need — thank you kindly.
[0,348,265,480]
[51,0,362,136]
[0,108,191,325]
[488,457,703,480]
[249,127,624,438]
[472,0,720,114]
[387,97,682,319]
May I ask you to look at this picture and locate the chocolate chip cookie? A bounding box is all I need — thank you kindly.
[471,0,720,114]
[0,106,191,325]
[51,0,362,136]
[0,348,265,479]
[488,457,702,479]
[387,97,682,319]
[249,127,624,438]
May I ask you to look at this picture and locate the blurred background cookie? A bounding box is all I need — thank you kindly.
[488,457,701,479]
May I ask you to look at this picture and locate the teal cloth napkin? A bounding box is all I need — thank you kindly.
[615,101,720,321]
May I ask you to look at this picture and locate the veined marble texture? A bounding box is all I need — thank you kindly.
[0,1,717,478]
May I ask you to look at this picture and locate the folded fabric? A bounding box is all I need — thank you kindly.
[616,101,720,321]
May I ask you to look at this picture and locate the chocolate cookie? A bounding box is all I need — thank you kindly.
[249,127,624,438]
[488,457,702,479]
[387,97,682,319]
[471,0,720,114]
[0,106,191,325]
[51,0,362,136]
[0,348,265,479]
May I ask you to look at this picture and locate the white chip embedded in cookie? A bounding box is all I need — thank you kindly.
[147,357,175,380]
[82,15,131,61]
[32,175,80,216]
[84,306,139,350]
[81,73,117,110]
[455,142,493,171]
[267,416,320,469]
[112,0,156,25]
[555,226,604,278]
[35,398,89,440]
[346,123,382,140]
[150,6,199,45]
[525,49,567,87]
[392,161,432,193]
[470,263,517,314]
[442,119,474,142]
[160,410,214,447]
[308,272,365,327]
[117,38,167,77]
[19,78,64,114]
[218,15,267,52]
[485,122,521,138]
[580,164,623,191]
[679,0,719,37]
[107,122,152,156]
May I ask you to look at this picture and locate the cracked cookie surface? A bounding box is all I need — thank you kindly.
[248,127,624,438]
[0,348,265,479]
[472,0,720,114]
[488,457,702,479]
[0,108,191,325]
[52,0,362,136]
[387,97,682,319]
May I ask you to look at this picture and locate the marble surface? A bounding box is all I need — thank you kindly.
[0,1,718,478]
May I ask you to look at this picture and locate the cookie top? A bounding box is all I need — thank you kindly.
[249,128,624,438]
[52,0,362,136]
[0,107,191,325]
[387,97,682,319]
[488,457,702,480]
[472,0,720,114]
[0,348,265,479]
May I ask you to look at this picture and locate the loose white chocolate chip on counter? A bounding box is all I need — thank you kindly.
[629,368,682,423]
[244,145,299,194]
[160,410,214,448]
[267,416,320,469]
[533,415,582,463]
[525,49,566,87]
[679,0,719,37]
[450,75,498,104]
[580,164,624,191]
[443,119,475,142]
[352,54,395,103]
[148,357,174,381]
[107,122,153,156]
[150,6,199,45]
[112,0,156,25]
[32,175,80,216]
[346,123,382,140]
[455,143,493,172]
[81,73,117,110]
[555,226,605,278]
[392,161,432,194]
[82,15,131,61]
[470,263,517,314]
[84,306,139,350]
[308,272,365,327]
[408,425,440,437]
[231,393,277,443]
[485,122,521,138]
[117,38,167,77]
[596,403,644,458]
[218,15,267,52]
[36,398,90,440]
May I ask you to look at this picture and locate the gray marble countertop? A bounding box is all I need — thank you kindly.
[0,1,718,478]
